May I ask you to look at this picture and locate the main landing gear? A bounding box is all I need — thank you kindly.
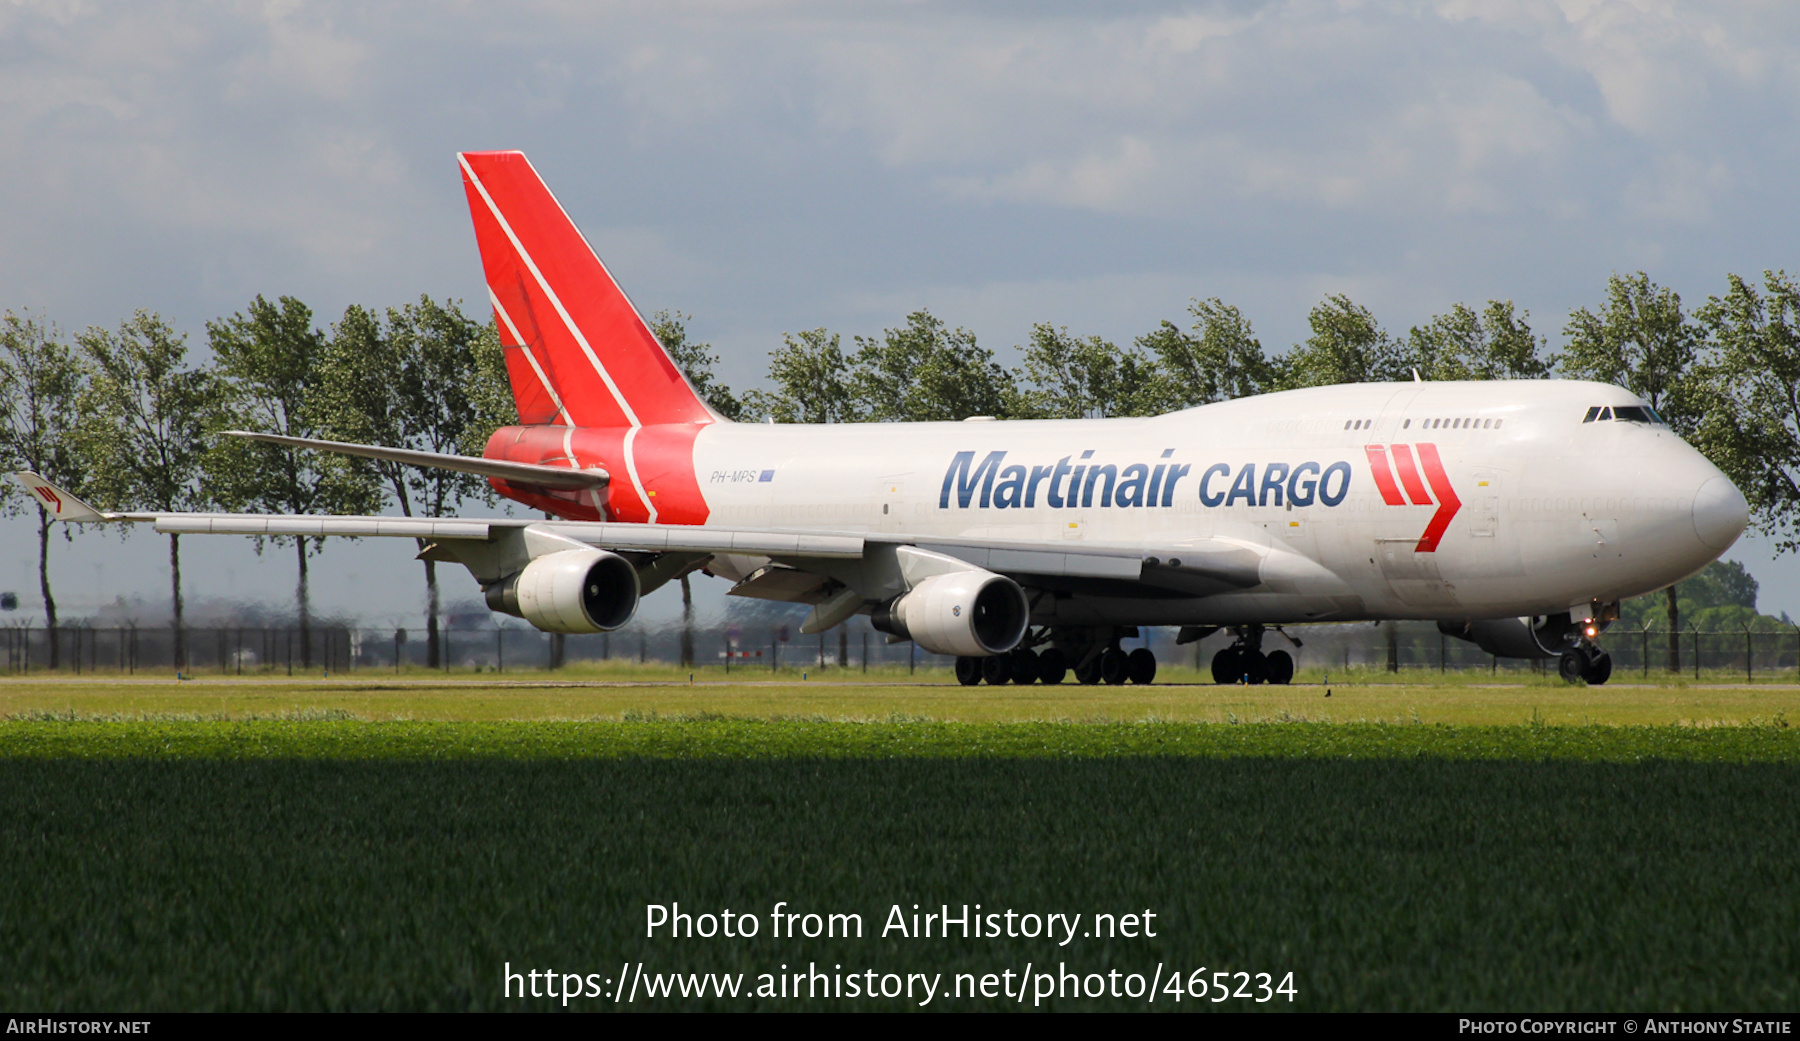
[955,627,1157,686]
[1558,644,1613,685]
[1209,625,1297,685]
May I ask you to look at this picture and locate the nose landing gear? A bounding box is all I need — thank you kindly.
[1558,644,1613,685]
[1210,625,1298,685]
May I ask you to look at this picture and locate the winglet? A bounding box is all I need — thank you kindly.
[10,473,108,523]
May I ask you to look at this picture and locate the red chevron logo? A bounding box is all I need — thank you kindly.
[33,486,62,513]
[1361,443,1461,552]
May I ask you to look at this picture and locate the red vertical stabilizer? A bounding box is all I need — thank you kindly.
[458,150,716,430]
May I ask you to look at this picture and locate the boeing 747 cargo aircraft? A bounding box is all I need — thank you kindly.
[13,151,1749,687]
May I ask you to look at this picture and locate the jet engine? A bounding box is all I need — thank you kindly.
[871,568,1029,657]
[1439,612,1591,660]
[486,548,640,634]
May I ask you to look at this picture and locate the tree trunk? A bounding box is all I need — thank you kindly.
[37,509,58,670]
[1666,585,1680,673]
[425,558,441,669]
[296,539,312,668]
[169,532,185,671]
[679,574,695,667]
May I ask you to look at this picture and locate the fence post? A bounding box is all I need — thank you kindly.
[1643,625,1649,678]
[862,632,868,673]
[497,627,504,673]
[1692,627,1699,681]
[771,637,777,673]
[1747,628,1753,683]
[1439,632,1446,673]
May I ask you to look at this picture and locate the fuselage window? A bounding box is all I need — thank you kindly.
[1494,419,1503,429]
[1344,420,1352,430]
[1403,419,1411,429]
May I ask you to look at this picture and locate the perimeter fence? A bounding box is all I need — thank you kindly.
[4,620,1799,680]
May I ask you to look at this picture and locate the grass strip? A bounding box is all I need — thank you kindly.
[1,717,1797,762]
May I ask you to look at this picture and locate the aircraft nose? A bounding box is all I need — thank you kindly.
[1692,475,1748,552]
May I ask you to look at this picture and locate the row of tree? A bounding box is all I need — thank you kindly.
[0,296,511,668]
[5,270,1799,669]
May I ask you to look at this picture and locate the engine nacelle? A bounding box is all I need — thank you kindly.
[487,548,640,634]
[871,569,1029,657]
[1440,613,1595,660]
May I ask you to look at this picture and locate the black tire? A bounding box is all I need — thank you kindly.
[1582,649,1613,686]
[1037,647,1068,685]
[1265,649,1295,685]
[1009,647,1040,685]
[1100,648,1130,685]
[981,655,1012,686]
[1211,648,1239,685]
[1558,650,1587,683]
[1126,647,1157,685]
[1242,651,1269,685]
[955,656,982,686]
[1075,655,1103,685]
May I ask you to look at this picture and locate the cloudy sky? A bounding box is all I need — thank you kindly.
[6,0,1800,627]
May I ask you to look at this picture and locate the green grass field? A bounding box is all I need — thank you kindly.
[3,676,1798,1012]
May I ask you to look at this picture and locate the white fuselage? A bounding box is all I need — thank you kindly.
[683,380,1744,626]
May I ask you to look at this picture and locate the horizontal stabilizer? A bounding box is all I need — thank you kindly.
[227,431,610,490]
[9,473,108,523]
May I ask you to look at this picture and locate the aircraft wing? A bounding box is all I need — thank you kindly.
[12,471,1264,595]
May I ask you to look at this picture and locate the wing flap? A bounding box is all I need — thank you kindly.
[154,515,493,539]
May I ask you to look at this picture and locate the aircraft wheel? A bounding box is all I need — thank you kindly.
[1075,655,1103,685]
[981,655,1013,686]
[1558,650,1587,684]
[1265,649,1295,685]
[955,656,983,686]
[1211,648,1240,685]
[1009,647,1040,685]
[1126,647,1157,685]
[1100,648,1130,685]
[1581,649,1613,686]
[1037,648,1068,685]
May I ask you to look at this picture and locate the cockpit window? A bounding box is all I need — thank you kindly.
[1584,404,1665,425]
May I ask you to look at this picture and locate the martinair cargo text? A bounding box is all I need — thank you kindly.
[13,151,1750,686]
